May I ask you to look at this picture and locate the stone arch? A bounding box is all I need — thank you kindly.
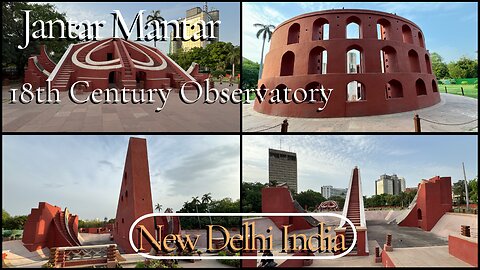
[377,18,391,40]
[308,46,327,74]
[432,79,438,92]
[312,18,329,40]
[386,79,403,99]
[418,32,425,48]
[346,45,364,73]
[287,23,300,44]
[408,50,421,73]
[346,16,361,39]
[136,71,147,88]
[402,25,413,44]
[108,71,116,84]
[425,54,432,74]
[305,81,325,102]
[280,51,295,76]
[275,84,288,103]
[380,46,398,73]
[347,80,366,101]
[416,79,427,96]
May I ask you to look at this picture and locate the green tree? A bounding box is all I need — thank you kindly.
[448,57,478,79]
[329,195,346,209]
[202,193,213,225]
[430,52,449,79]
[227,46,241,78]
[191,196,201,228]
[241,182,268,213]
[4,215,28,230]
[2,209,11,225]
[254,23,275,79]
[469,177,478,204]
[2,2,76,76]
[241,57,260,90]
[453,180,467,205]
[146,10,164,48]
[293,189,326,210]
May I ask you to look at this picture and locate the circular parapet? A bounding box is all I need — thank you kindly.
[254,9,440,118]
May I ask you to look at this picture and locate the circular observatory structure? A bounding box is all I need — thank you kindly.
[254,9,441,118]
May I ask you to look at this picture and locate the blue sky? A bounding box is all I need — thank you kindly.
[45,2,240,54]
[243,2,478,63]
[243,135,478,196]
[3,135,240,220]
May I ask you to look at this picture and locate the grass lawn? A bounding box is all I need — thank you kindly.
[242,91,257,102]
[440,84,478,99]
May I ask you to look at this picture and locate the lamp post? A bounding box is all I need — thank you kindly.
[462,162,469,211]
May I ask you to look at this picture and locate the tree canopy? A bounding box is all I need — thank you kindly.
[2,2,76,76]
[241,57,260,90]
[168,42,240,73]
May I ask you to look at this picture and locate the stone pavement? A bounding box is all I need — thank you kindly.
[383,245,470,267]
[2,84,240,132]
[243,93,478,132]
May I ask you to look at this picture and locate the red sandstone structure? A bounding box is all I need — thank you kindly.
[113,137,181,254]
[261,186,319,231]
[255,9,440,118]
[113,137,155,254]
[397,176,452,231]
[334,167,368,256]
[25,39,208,91]
[22,202,81,252]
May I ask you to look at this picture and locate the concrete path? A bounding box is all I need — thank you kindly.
[384,245,471,267]
[2,240,49,268]
[2,83,240,132]
[430,212,478,239]
[243,93,478,132]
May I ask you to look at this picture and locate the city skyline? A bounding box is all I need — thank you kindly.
[243,135,478,197]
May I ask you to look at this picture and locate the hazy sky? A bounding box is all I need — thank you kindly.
[243,2,478,63]
[3,135,240,220]
[43,2,240,54]
[243,135,478,196]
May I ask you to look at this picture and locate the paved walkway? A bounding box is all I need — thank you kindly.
[384,245,470,267]
[2,83,240,132]
[243,93,478,132]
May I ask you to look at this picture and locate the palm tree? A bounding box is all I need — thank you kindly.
[146,10,164,48]
[191,196,201,228]
[254,23,275,80]
[153,203,162,240]
[201,193,213,225]
[227,46,241,81]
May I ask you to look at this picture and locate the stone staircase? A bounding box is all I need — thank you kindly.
[51,62,74,91]
[56,211,81,246]
[118,41,136,89]
[344,168,361,255]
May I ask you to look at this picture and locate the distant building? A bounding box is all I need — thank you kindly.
[169,6,220,54]
[375,174,406,195]
[321,185,348,199]
[268,148,297,193]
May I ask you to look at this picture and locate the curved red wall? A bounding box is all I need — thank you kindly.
[255,9,440,118]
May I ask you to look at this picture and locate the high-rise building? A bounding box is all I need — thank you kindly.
[321,185,348,199]
[169,6,220,54]
[375,174,406,195]
[268,148,297,193]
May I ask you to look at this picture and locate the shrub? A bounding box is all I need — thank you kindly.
[474,84,478,89]
[450,79,456,84]
[461,81,469,85]
[217,251,240,267]
[438,80,444,85]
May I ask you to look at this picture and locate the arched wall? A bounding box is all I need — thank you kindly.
[256,9,439,118]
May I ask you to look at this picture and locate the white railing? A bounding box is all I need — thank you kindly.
[338,168,355,228]
[47,44,74,82]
